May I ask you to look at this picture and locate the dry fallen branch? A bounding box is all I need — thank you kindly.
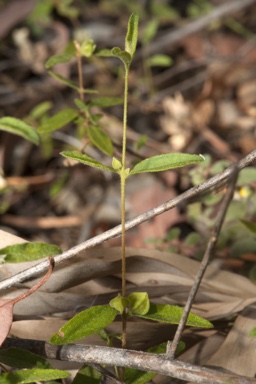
[2,338,256,384]
[0,149,255,291]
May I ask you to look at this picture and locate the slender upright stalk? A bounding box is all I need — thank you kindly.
[121,65,129,349]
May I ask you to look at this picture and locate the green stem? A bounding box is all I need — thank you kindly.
[122,66,129,170]
[121,65,129,349]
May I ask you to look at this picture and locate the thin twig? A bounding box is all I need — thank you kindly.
[167,166,239,359]
[2,338,255,384]
[0,150,255,291]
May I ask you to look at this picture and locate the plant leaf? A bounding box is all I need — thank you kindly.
[29,101,53,119]
[89,113,103,125]
[109,294,129,314]
[125,13,139,59]
[48,70,98,93]
[147,54,173,67]
[80,39,96,58]
[248,327,256,337]
[141,19,158,45]
[61,151,115,173]
[111,47,131,67]
[0,117,39,145]
[237,167,256,186]
[112,157,122,171]
[50,305,118,344]
[87,126,113,156]
[0,300,14,347]
[0,347,51,369]
[135,134,147,151]
[38,108,78,134]
[96,49,113,57]
[136,303,213,328]
[0,369,69,384]
[89,97,123,108]
[74,99,89,114]
[130,153,204,175]
[45,53,74,68]
[0,242,61,263]
[240,219,256,234]
[128,292,150,316]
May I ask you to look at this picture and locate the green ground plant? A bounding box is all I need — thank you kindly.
[0,13,214,384]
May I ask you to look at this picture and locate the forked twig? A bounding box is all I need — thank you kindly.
[0,150,255,291]
[167,166,239,359]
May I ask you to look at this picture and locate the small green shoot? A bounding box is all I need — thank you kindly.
[60,12,205,351]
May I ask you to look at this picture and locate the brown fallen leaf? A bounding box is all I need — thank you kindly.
[0,299,15,346]
[206,304,256,377]
[0,258,54,346]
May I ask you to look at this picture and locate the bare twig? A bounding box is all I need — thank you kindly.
[0,150,255,291]
[135,0,256,60]
[167,166,239,359]
[2,338,255,384]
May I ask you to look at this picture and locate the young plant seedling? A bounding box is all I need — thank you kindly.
[0,13,211,384]
[54,11,210,368]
